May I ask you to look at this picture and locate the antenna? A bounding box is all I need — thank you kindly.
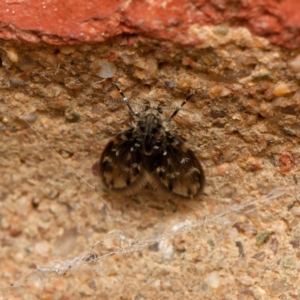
[168,90,195,122]
[112,83,137,117]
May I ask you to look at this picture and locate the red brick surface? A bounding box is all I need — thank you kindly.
[0,0,299,47]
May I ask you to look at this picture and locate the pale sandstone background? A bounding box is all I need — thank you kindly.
[0,28,300,299]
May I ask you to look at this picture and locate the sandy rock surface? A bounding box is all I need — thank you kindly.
[0,29,300,299]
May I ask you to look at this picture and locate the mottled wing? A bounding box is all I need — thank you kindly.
[151,136,205,198]
[100,130,147,193]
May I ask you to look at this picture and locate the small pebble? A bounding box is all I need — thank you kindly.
[216,163,229,174]
[204,271,220,289]
[279,152,295,174]
[176,75,193,90]
[244,156,262,171]
[17,197,31,215]
[251,251,266,262]
[291,207,300,216]
[6,48,19,62]
[256,231,271,246]
[35,241,51,256]
[219,183,235,198]
[98,61,117,78]
[9,228,22,237]
[159,240,173,260]
[269,238,279,254]
[151,280,161,288]
[53,227,78,257]
[60,46,75,54]
[268,279,291,296]
[213,25,229,36]
[259,102,273,117]
[289,54,300,73]
[270,220,287,233]
[162,278,172,287]
[65,111,81,123]
[19,55,36,71]
[280,256,298,277]
[209,85,222,97]
[236,276,254,286]
[2,116,9,124]
[272,82,291,97]
[22,113,37,122]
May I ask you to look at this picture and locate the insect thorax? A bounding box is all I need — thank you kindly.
[132,107,167,155]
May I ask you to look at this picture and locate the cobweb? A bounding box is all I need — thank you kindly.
[9,186,290,289]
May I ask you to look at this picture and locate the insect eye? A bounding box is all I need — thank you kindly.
[157,107,163,114]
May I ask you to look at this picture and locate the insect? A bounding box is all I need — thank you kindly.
[99,83,205,198]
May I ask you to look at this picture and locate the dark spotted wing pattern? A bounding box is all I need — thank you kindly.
[100,129,147,194]
[151,135,205,198]
[100,130,204,198]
